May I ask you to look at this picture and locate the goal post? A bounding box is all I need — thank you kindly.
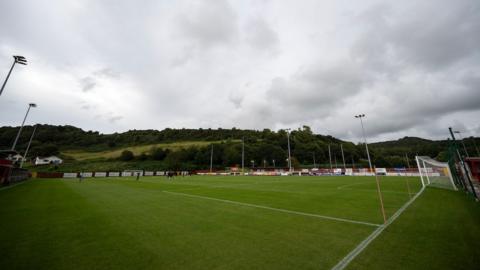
[416,156,457,190]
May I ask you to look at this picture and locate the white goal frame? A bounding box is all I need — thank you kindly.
[415,156,457,190]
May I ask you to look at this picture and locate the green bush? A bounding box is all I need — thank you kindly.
[119,150,134,161]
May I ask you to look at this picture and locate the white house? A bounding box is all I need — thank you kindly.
[35,156,63,165]
[12,154,23,162]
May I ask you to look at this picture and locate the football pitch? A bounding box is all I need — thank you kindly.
[0,176,479,269]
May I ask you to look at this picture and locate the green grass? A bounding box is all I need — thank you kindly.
[25,160,169,173]
[347,187,480,270]
[0,176,478,269]
[62,140,234,161]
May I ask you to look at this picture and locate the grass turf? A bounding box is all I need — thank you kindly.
[0,176,478,269]
[62,140,237,161]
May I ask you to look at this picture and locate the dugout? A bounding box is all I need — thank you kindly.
[0,150,30,186]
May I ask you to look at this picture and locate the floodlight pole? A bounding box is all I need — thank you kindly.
[454,131,469,157]
[272,159,276,168]
[340,144,346,170]
[11,103,37,151]
[21,124,37,168]
[355,114,373,172]
[313,152,316,168]
[286,129,292,172]
[1,56,27,97]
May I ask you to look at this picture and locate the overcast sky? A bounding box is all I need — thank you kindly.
[0,0,479,142]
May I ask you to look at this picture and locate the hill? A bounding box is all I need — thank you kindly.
[1,125,478,172]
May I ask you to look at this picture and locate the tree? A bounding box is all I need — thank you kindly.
[164,151,183,170]
[31,144,59,157]
[151,147,167,160]
[138,153,148,161]
[119,150,134,161]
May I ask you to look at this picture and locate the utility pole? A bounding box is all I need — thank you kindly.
[286,128,292,172]
[328,144,332,170]
[242,137,245,174]
[210,144,213,173]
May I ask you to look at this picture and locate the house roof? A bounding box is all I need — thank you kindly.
[0,150,19,159]
[37,155,62,160]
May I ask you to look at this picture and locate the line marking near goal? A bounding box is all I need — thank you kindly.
[162,190,381,227]
[331,186,426,270]
[337,181,417,195]
[0,180,30,191]
[337,181,372,190]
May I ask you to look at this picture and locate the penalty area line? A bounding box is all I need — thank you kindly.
[331,186,426,270]
[162,190,381,227]
[0,180,30,191]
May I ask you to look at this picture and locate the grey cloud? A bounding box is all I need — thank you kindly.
[245,18,279,54]
[228,91,244,109]
[1,0,479,141]
[170,46,195,67]
[177,0,239,49]
[78,68,119,92]
[353,1,480,72]
[93,68,119,78]
[109,116,123,123]
[265,61,369,123]
[79,77,96,92]
[389,3,480,70]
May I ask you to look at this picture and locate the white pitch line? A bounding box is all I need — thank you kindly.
[162,190,381,227]
[338,181,418,195]
[0,180,30,191]
[331,186,426,270]
[337,181,372,190]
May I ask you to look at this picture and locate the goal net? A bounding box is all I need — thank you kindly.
[416,156,457,190]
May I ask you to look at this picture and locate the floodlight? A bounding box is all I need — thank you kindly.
[1,55,27,97]
[13,55,27,65]
[11,103,38,150]
[354,113,372,171]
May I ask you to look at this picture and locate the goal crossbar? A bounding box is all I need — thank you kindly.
[416,156,457,190]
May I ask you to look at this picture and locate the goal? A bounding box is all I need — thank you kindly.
[416,156,457,190]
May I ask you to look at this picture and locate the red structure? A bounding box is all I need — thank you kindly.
[465,157,480,182]
[0,151,15,186]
